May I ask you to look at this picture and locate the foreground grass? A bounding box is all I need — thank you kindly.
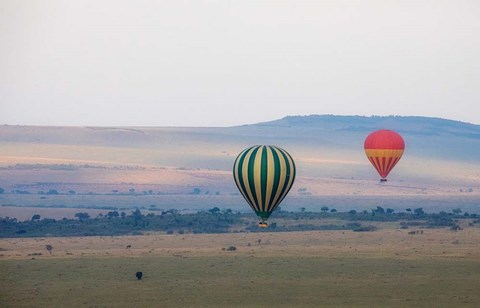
[1,254,480,307]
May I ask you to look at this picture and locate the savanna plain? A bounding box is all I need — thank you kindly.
[1,227,480,307]
[1,117,480,307]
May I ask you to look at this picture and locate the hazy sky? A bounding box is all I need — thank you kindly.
[1,0,479,126]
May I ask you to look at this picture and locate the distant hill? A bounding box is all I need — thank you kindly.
[0,115,479,212]
[234,115,480,161]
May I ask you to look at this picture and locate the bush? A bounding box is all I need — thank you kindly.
[450,224,463,231]
[353,225,378,232]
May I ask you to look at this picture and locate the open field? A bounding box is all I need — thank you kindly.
[1,229,480,307]
[0,118,479,306]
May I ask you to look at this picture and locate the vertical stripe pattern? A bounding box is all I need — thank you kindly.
[366,150,404,179]
[233,145,296,220]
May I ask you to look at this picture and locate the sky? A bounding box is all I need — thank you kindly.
[1,0,479,127]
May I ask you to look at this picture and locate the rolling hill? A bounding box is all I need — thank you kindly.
[1,115,479,215]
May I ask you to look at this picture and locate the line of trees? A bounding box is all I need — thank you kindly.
[1,207,477,238]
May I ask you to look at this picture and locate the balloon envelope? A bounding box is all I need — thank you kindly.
[233,145,296,222]
[364,130,405,181]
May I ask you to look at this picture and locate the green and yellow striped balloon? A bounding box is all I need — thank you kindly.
[233,145,296,224]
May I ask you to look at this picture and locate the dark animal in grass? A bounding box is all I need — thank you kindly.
[136,272,143,280]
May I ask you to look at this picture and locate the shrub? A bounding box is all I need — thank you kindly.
[353,225,378,232]
[450,224,463,231]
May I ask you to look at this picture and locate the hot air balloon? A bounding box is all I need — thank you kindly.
[233,145,296,227]
[364,130,405,182]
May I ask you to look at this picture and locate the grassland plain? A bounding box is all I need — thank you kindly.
[1,229,480,307]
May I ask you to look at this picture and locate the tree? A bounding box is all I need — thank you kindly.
[136,272,143,280]
[75,212,90,221]
[129,188,135,194]
[46,189,59,195]
[193,188,201,195]
[406,208,412,213]
[300,207,306,213]
[31,214,41,221]
[348,210,357,215]
[45,244,53,255]
[452,208,462,215]
[386,208,395,214]
[0,187,4,194]
[68,190,76,195]
[414,208,425,216]
[321,206,329,213]
[107,211,119,218]
[330,209,337,213]
[208,207,220,214]
[132,209,142,226]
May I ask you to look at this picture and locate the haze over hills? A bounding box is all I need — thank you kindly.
[1,115,479,215]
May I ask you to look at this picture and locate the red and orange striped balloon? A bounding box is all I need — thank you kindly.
[364,130,405,181]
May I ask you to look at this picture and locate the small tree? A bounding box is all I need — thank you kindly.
[132,209,142,226]
[32,214,41,221]
[321,206,329,213]
[45,245,53,255]
[75,212,90,221]
[193,188,201,195]
[452,208,462,215]
[107,211,119,218]
[414,208,425,216]
[0,187,4,194]
[209,207,220,214]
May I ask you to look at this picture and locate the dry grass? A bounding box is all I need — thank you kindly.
[1,229,480,307]
[1,229,479,260]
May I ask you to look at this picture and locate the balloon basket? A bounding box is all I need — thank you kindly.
[258,222,268,228]
[380,178,387,182]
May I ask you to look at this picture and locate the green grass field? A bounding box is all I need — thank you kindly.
[2,253,480,307]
